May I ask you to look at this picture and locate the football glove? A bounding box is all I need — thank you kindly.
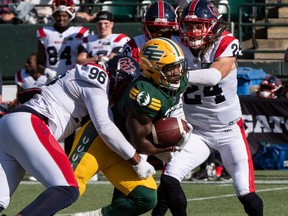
[132,158,156,179]
[97,60,108,71]
[174,122,193,151]
[99,56,109,63]
[155,151,174,163]
[44,68,57,80]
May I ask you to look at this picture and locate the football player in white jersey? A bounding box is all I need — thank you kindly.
[122,1,179,63]
[36,0,89,81]
[0,62,155,215]
[36,0,89,156]
[77,11,130,65]
[15,53,47,104]
[152,1,264,216]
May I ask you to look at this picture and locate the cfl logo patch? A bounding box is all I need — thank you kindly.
[142,45,164,61]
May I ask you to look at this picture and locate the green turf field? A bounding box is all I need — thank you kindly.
[2,170,288,216]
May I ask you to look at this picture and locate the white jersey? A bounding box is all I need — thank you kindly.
[162,33,257,200]
[24,63,108,142]
[80,33,130,57]
[36,26,89,76]
[15,69,47,89]
[23,63,135,160]
[175,32,243,130]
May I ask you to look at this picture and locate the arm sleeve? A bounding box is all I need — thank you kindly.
[84,87,136,160]
[188,67,222,86]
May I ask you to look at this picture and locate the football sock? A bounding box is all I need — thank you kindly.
[19,186,79,216]
[238,192,264,216]
[160,175,187,216]
[151,183,169,216]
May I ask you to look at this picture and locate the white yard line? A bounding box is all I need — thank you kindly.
[20,179,288,185]
[187,186,288,201]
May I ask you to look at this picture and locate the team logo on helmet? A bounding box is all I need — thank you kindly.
[142,46,165,61]
[140,37,186,91]
[118,57,137,74]
[180,0,222,48]
[142,1,178,39]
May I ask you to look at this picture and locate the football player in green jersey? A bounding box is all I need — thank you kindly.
[113,37,189,155]
[70,37,191,216]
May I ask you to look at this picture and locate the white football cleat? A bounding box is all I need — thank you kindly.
[28,176,38,181]
[71,208,102,216]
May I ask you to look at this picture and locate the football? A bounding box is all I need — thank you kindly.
[147,117,189,147]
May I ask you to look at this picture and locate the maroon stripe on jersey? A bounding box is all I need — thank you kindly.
[38,27,46,38]
[162,162,168,173]
[237,118,256,193]
[16,70,23,84]
[158,0,164,18]
[113,34,128,42]
[76,27,88,38]
[83,36,89,43]
[188,0,200,15]
[214,36,236,60]
[127,38,138,49]
[127,39,141,62]
[83,62,98,67]
[83,62,109,75]
[30,114,79,187]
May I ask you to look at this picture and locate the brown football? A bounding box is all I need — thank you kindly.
[147,117,189,147]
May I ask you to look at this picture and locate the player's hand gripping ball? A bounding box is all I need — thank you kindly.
[147,117,189,147]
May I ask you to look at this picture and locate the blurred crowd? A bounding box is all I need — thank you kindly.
[0,0,101,24]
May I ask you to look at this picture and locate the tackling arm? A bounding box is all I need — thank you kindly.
[77,52,100,65]
[188,56,236,86]
[86,88,155,179]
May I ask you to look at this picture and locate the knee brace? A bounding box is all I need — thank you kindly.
[238,192,263,216]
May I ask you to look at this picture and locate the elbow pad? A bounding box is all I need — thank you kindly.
[188,68,222,86]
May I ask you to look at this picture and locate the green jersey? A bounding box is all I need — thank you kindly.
[113,75,188,133]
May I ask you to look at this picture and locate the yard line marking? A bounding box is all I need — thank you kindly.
[182,180,288,184]
[20,179,288,185]
[187,186,288,201]
[257,186,288,192]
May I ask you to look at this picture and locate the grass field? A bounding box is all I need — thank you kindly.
[2,170,288,216]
